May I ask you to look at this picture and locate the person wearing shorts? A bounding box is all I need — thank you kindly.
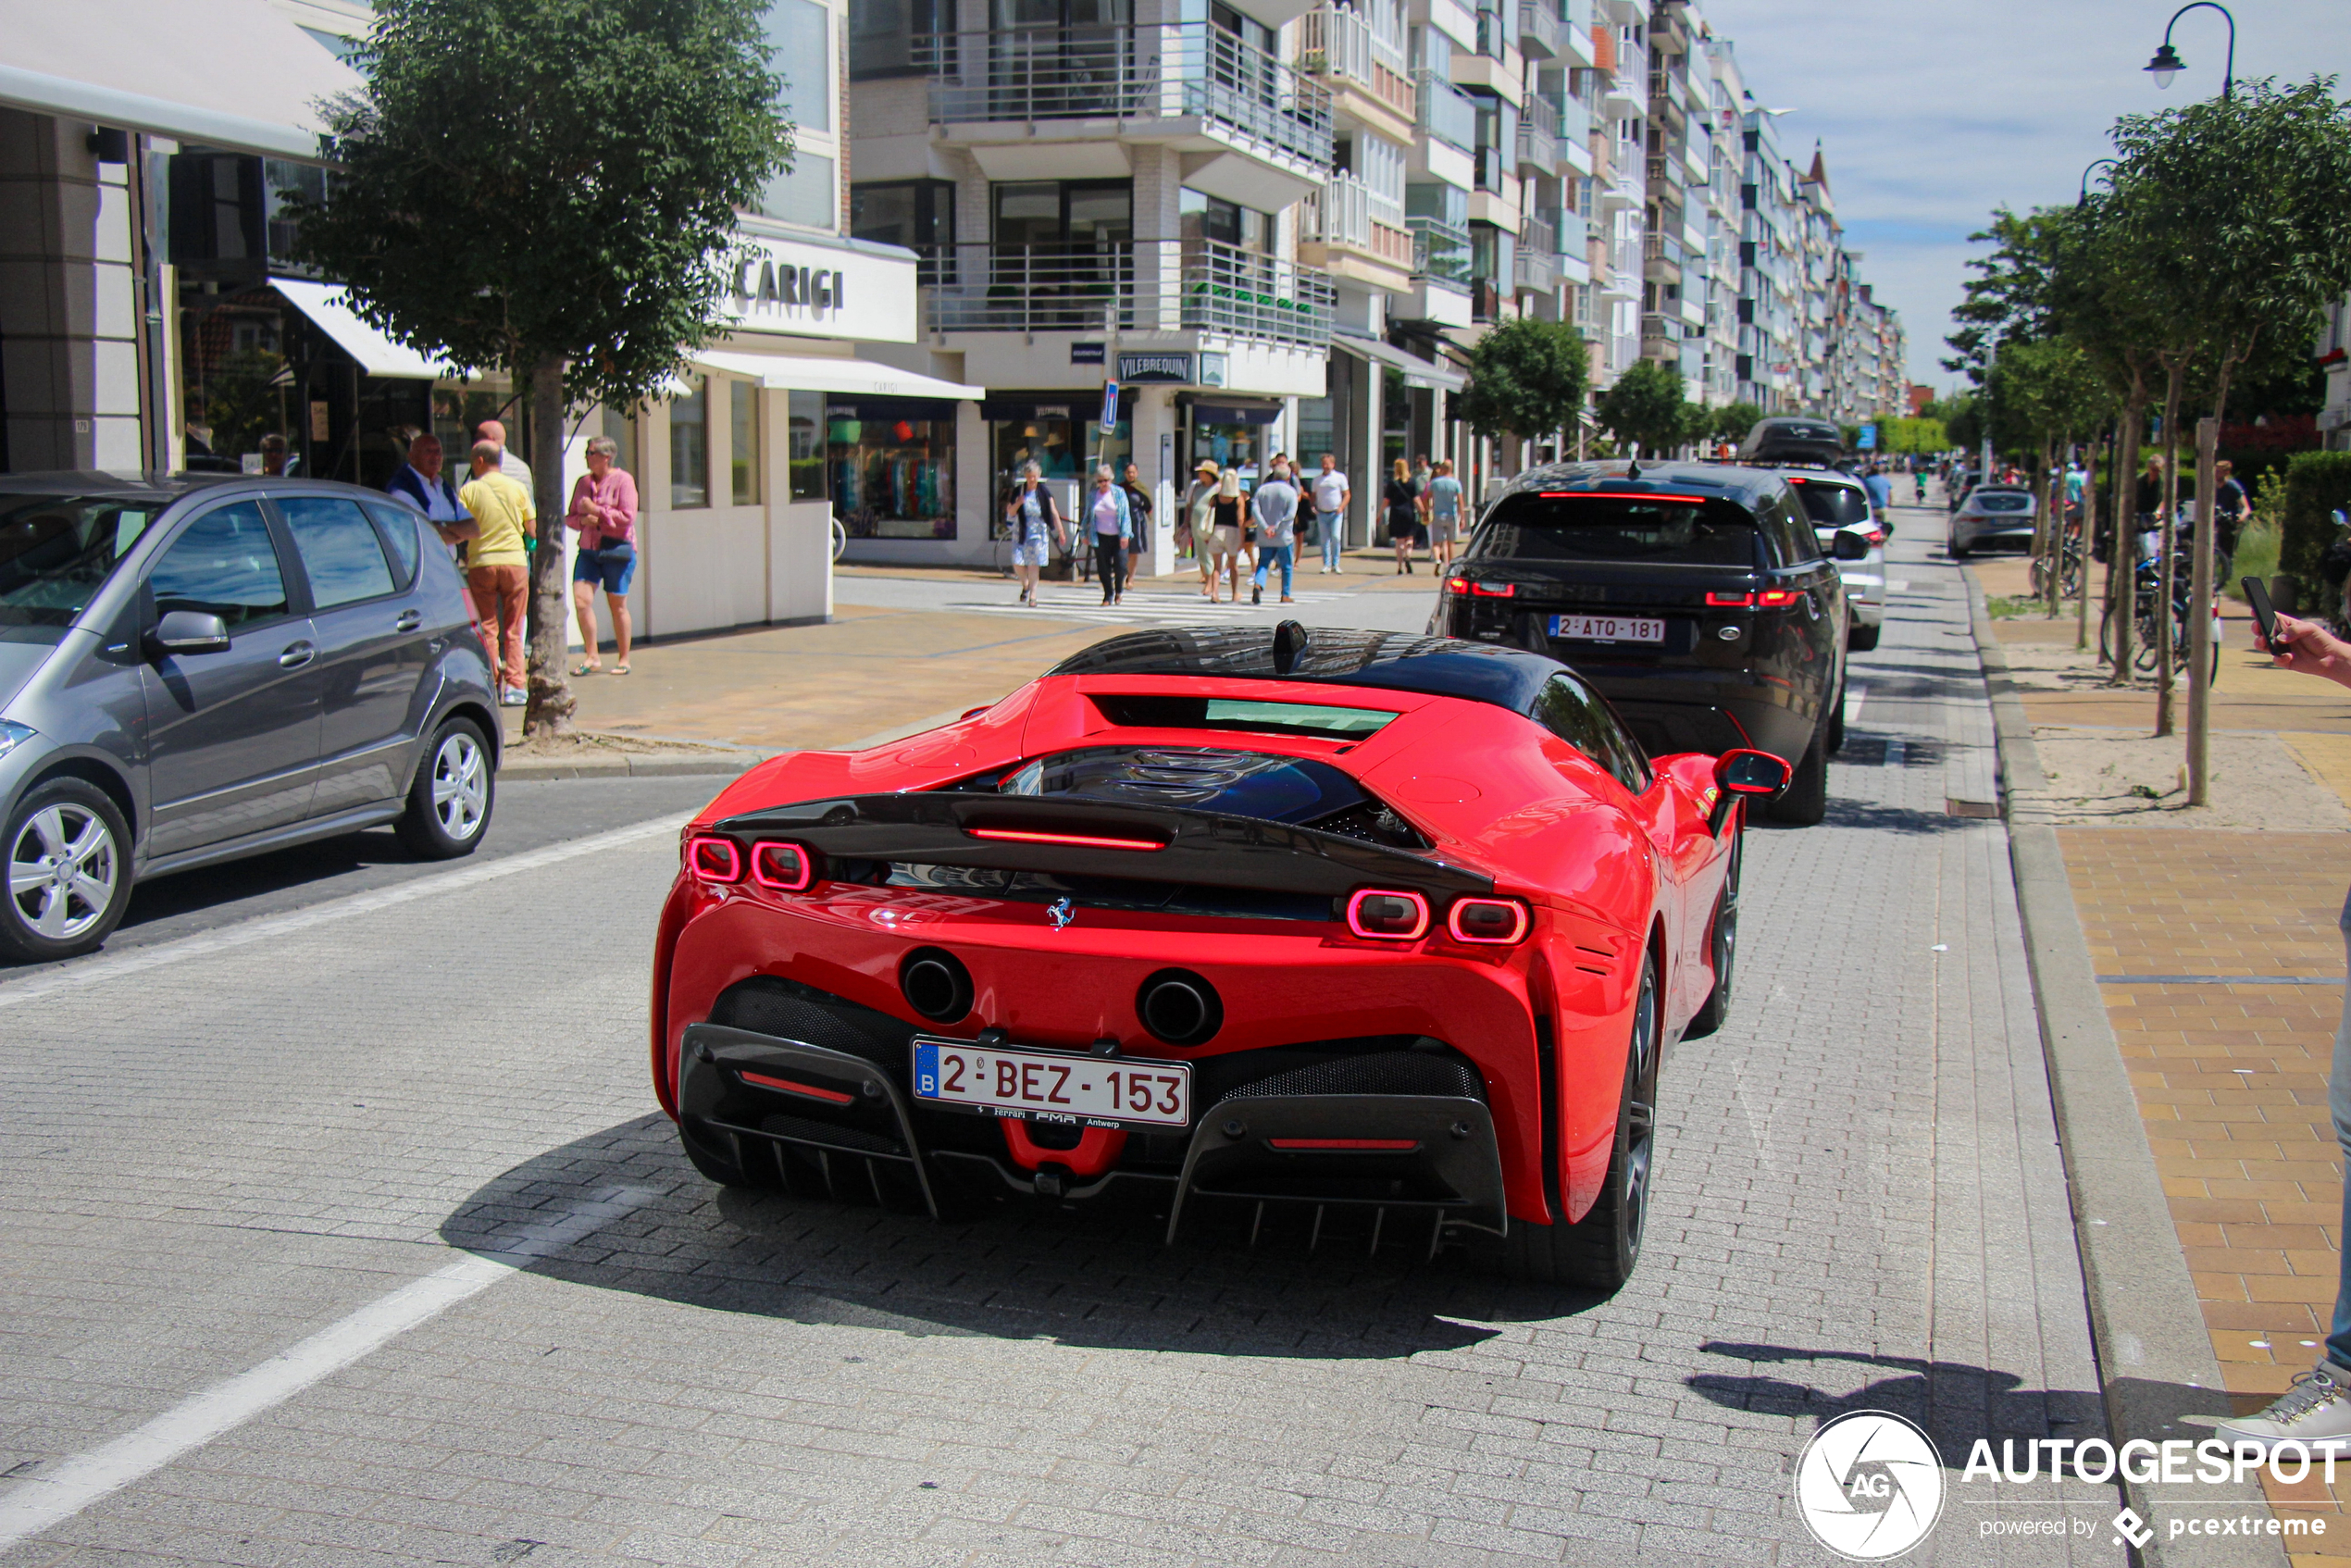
[566,435,639,674]
[1210,467,1245,603]
[1004,462,1064,605]
[1425,458,1463,567]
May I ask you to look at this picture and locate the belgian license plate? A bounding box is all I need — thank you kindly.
[912,1038,1191,1128]
[1550,613,1666,643]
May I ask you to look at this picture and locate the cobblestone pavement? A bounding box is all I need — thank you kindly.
[0,528,2115,1566]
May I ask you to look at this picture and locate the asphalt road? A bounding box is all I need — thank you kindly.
[0,519,2120,1565]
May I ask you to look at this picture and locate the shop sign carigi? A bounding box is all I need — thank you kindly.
[723,233,916,344]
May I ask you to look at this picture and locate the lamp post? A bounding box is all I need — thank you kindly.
[2076,157,2121,209]
[2145,2,2235,100]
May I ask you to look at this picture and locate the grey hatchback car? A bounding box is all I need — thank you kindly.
[0,472,501,962]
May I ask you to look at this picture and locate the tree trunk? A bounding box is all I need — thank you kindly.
[2106,384,2146,686]
[522,352,576,740]
[2153,355,2187,739]
[2184,341,2246,808]
[2039,440,2059,618]
[2077,434,2096,652]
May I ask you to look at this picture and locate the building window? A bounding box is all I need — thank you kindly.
[788,389,827,501]
[758,152,837,230]
[851,180,955,280]
[730,380,763,505]
[832,400,955,539]
[765,0,832,132]
[670,377,709,508]
[1178,189,1268,253]
[849,0,949,78]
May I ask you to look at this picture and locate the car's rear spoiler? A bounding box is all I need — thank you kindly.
[714,793,1493,900]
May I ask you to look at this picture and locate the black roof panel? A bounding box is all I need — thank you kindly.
[1045,626,1563,715]
[1490,460,1791,511]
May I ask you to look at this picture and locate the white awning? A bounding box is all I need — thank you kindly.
[271,278,466,380]
[1336,334,1466,393]
[689,348,981,401]
[0,0,362,159]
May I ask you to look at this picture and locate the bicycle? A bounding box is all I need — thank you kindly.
[2098,542,2219,681]
[2029,519,2085,602]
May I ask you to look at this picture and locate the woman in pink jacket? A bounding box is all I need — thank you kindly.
[566,436,639,674]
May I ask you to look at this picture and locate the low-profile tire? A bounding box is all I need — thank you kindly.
[1826,672,1847,755]
[395,716,494,859]
[1848,619,1881,653]
[1770,717,1831,826]
[0,777,133,963]
[1948,539,1970,559]
[1683,835,1741,1040]
[1497,956,1661,1292]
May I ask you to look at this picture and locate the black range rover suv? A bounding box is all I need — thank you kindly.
[1429,461,1855,824]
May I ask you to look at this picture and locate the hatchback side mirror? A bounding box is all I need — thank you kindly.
[1709,747,1792,834]
[148,609,230,656]
[1833,530,1871,561]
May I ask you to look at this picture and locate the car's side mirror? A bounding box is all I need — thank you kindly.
[1833,530,1871,561]
[1709,747,1792,835]
[148,609,230,656]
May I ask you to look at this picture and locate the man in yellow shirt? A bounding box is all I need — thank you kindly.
[457,439,533,704]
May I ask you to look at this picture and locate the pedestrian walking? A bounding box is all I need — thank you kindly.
[1003,462,1064,607]
[1425,459,1464,568]
[1862,464,1892,516]
[457,439,534,706]
[1310,453,1349,575]
[1250,461,1299,604]
[1120,462,1153,584]
[2218,611,2351,1453]
[2213,459,2250,579]
[1386,458,1421,574]
[1185,458,1219,600]
[477,417,534,498]
[1088,465,1132,605]
[565,434,639,676]
[386,433,474,555]
[1210,467,1246,604]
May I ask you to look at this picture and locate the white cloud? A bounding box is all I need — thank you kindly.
[1694,0,2345,390]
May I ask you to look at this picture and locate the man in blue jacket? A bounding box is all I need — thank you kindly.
[386,433,475,554]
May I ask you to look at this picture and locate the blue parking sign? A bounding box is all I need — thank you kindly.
[1858,424,1878,451]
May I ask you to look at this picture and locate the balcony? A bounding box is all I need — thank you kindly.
[1550,207,1587,255]
[918,239,1333,350]
[1294,6,1414,129]
[926,22,1332,206]
[1474,144,1508,195]
[1517,0,1562,58]
[1515,104,1556,174]
[1514,245,1557,292]
[1642,232,1683,280]
[1473,6,1511,60]
[1299,174,1413,276]
[1414,68,1477,153]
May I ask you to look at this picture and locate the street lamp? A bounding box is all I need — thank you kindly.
[2145,2,2235,100]
[2077,157,2121,210]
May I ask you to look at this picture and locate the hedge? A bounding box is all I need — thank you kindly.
[2279,450,2351,588]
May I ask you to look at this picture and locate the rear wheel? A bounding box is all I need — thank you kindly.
[395,716,494,859]
[1770,716,1830,826]
[1848,619,1882,653]
[1684,834,1742,1039]
[1498,956,1661,1292]
[1826,671,1847,754]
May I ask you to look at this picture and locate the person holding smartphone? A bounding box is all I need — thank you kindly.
[2217,604,2351,1452]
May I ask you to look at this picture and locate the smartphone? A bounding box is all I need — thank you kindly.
[2243,576,2282,652]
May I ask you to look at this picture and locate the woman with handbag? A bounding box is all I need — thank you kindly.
[1004,462,1065,606]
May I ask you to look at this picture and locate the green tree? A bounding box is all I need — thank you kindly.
[289,0,792,736]
[1592,359,1688,457]
[1458,317,1591,463]
[1710,402,1762,445]
[1940,393,1983,455]
[1885,417,1947,454]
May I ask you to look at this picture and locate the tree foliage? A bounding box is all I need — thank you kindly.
[1709,402,1762,445]
[1592,359,1688,457]
[1984,338,2110,456]
[1458,317,1591,443]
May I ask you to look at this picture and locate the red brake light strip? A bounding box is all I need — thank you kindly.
[968,827,1167,852]
[1266,1138,1422,1151]
[739,1070,855,1105]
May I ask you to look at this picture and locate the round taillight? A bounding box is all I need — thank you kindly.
[751,841,811,890]
[1447,897,1530,944]
[1347,889,1430,940]
[685,835,741,882]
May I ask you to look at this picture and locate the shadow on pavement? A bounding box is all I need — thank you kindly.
[1686,1341,2108,1470]
[441,1114,1615,1359]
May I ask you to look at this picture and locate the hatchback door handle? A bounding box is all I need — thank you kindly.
[396,610,422,632]
[279,641,317,669]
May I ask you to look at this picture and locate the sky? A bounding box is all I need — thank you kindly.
[1697,0,2346,395]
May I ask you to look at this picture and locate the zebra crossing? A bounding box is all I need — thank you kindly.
[939,582,1363,627]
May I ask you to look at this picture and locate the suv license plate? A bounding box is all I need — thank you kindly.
[1550,613,1665,643]
[913,1038,1191,1128]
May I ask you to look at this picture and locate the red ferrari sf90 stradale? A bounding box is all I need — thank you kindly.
[651,626,1786,1288]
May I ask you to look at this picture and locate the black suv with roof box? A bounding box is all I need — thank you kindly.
[1738,416,1848,468]
[1429,461,1855,824]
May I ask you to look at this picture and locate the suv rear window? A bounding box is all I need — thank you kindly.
[1470,495,1761,567]
[1975,492,2033,513]
[1790,482,1870,528]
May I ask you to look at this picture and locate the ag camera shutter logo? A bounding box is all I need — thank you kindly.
[1795,1410,1947,1560]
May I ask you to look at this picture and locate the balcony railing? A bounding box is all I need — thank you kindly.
[1474,6,1510,59]
[1414,68,1476,153]
[1516,0,1562,58]
[1474,144,1508,194]
[1555,91,1591,155]
[1515,245,1558,292]
[1550,208,1587,255]
[1407,215,1472,284]
[1517,93,1559,170]
[925,22,1331,169]
[917,239,1334,349]
[1300,175,1412,269]
[1294,6,1413,121]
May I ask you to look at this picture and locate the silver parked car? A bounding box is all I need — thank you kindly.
[1949,485,2038,558]
[0,473,502,962]
[1777,468,1885,652]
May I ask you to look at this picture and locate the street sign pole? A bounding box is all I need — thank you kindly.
[1098,380,1120,478]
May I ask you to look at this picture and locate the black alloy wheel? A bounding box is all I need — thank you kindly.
[1770,714,1831,826]
[1684,829,1742,1039]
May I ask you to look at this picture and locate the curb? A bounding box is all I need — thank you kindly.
[1966,571,2284,1564]
[498,754,759,781]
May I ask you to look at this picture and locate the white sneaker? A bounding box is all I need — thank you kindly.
[501,687,527,707]
[2215,1366,2351,1452]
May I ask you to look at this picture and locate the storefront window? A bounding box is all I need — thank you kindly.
[984,396,1129,535]
[670,377,709,508]
[1185,402,1276,485]
[730,380,762,505]
[788,390,826,501]
[831,399,955,539]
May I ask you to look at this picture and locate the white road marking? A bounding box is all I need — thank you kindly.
[0,815,689,1011]
[1846,684,1866,724]
[0,1187,655,1549]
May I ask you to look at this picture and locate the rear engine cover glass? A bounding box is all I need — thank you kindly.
[1004,746,1369,825]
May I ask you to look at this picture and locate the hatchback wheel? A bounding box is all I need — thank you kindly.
[1,778,133,963]
[395,716,494,859]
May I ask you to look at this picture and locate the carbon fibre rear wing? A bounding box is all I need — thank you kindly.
[714,793,1494,900]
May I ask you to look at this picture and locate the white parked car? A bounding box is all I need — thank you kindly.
[1949,486,2038,558]
[1776,468,1885,653]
